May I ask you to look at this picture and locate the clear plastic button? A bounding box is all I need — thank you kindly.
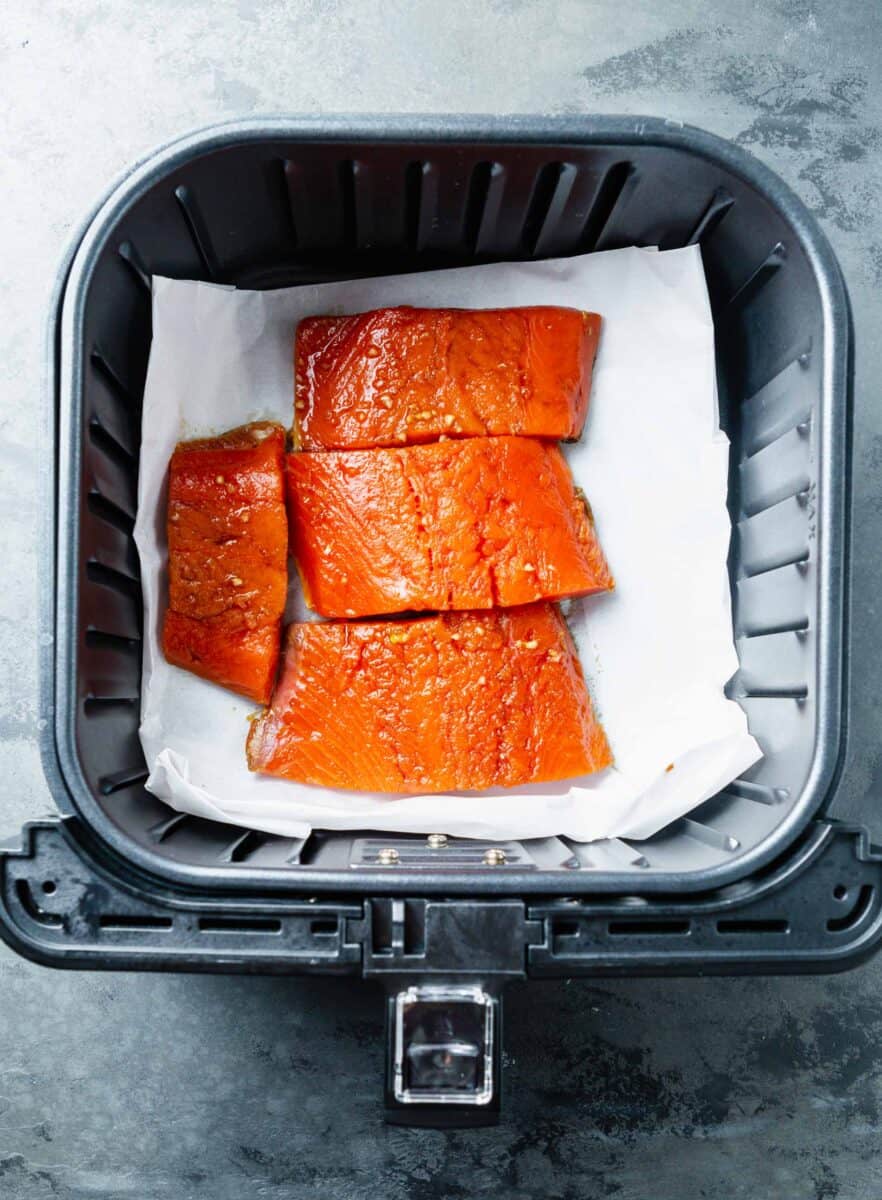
[393,985,494,1105]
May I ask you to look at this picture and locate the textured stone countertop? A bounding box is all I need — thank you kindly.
[2,2,882,1197]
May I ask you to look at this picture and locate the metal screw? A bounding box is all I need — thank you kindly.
[377,847,400,866]
[483,847,506,866]
[427,833,448,849]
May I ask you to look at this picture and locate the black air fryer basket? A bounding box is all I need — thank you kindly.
[2,116,868,1124]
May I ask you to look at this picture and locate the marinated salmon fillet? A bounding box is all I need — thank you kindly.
[162,421,288,704]
[294,305,601,450]
[246,604,612,792]
[287,436,613,619]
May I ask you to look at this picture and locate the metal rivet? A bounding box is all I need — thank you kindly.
[377,847,399,865]
[483,847,506,866]
[427,833,448,849]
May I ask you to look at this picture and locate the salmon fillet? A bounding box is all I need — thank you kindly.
[287,436,613,619]
[294,305,601,450]
[162,421,288,704]
[246,604,612,792]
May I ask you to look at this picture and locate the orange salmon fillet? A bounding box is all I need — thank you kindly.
[286,436,613,619]
[294,305,601,450]
[246,604,612,792]
[162,421,288,704]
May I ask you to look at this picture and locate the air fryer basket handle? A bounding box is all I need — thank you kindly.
[357,897,537,1126]
[9,824,882,1127]
[383,984,503,1127]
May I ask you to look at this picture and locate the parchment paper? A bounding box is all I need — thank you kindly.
[135,246,761,842]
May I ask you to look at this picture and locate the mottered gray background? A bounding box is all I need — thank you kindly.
[2,1,882,1197]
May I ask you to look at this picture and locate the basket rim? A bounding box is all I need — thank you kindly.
[40,114,851,897]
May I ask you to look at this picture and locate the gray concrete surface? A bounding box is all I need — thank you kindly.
[2,0,882,1196]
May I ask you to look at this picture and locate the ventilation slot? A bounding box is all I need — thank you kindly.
[89,418,135,469]
[551,918,582,952]
[716,918,789,934]
[174,185,220,280]
[742,617,809,639]
[286,838,308,865]
[405,160,428,251]
[83,696,138,716]
[87,490,135,534]
[99,766,149,795]
[745,413,814,465]
[147,812,191,843]
[685,188,735,247]
[608,919,690,936]
[85,628,140,651]
[672,818,740,853]
[198,916,282,934]
[738,492,813,580]
[743,377,814,459]
[741,484,811,522]
[596,838,650,870]
[297,831,326,866]
[278,159,299,246]
[522,162,569,255]
[726,242,787,311]
[743,550,810,581]
[99,914,173,931]
[117,241,152,293]
[86,560,140,598]
[553,919,580,938]
[827,885,874,933]
[339,159,358,249]
[350,160,376,249]
[743,418,812,466]
[220,830,269,864]
[464,161,503,254]
[740,343,814,444]
[737,686,808,701]
[90,348,135,407]
[581,161,633,251]
[740,435,811,520]
[310,919,338,937]
[561,839,595,870]
[726,780,789,806]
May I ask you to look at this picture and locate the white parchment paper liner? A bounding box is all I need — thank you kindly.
[135,247,760,842]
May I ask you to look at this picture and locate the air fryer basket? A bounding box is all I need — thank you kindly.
[43,116,848,896]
